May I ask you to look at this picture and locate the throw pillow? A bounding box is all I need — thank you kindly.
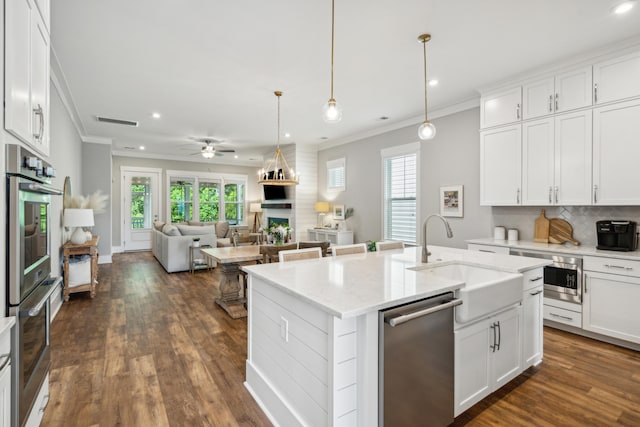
[162,224,181,236]
[216,221,229,238]
[176,224,216,236]
[153,220,165,231]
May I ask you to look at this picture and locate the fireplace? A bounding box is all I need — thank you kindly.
[267,217,289,227]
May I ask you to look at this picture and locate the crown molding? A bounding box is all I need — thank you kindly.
[82,136,113,145]
[319,96,480,151]
[50,47,87,139]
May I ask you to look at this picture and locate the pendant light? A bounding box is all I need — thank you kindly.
[418,33,436,140]
[258,91,299,186]
[322,0,342,123]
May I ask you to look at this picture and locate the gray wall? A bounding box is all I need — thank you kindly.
[82,142,113,257]
[111,156,261,247]
[318,107,492,248]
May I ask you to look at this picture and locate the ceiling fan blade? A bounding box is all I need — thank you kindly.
[216,149,235,153]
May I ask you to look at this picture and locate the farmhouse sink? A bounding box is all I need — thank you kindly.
[410,263,523,323]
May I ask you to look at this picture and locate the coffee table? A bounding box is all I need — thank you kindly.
[201,246,263,319]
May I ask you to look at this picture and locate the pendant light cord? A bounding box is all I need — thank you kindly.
[330,0,335,100]
[276,92,281,148]
[423,38,428,121]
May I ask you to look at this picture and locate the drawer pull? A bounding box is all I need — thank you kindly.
[530,290,543,296]
[604,264,633,270]
[529,276,543,282]
[479,249,496,253]
[550,312,573,321]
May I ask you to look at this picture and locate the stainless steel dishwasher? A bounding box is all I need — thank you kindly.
[379,292,462,426]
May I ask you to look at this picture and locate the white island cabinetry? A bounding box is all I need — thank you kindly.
[243,246,547,426]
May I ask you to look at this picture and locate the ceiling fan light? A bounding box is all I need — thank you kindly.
[202,151,215,159]
[418,120,436,140]
[322,98,343,123]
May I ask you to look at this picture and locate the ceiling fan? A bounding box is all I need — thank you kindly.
[185,137,235,159]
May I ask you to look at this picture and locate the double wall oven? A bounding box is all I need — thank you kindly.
[511,249,582,304]
[6,145,61,426]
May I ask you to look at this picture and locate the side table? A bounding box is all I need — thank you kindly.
[190,244,213,273]
[63,236,99,301]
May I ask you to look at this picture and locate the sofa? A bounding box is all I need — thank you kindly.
[151,221,229,273]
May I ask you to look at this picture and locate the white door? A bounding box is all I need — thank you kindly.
[522,77,554,120]
[491,307,522,389]
[554,66,592,113]
[480,86,522,128]
[480,124,522,205]
[522,118,554,205]
[122,169,161,251]
[593,50,640,105]
[554,110,592,205]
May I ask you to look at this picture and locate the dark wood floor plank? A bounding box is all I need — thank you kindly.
[41,251,640,426]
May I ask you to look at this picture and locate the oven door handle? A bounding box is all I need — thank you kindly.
[19,182,63,196]
[19,279,61,317]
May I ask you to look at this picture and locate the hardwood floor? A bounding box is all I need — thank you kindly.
[41,252,640,426]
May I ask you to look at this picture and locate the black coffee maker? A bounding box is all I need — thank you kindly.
[596,220,638,251]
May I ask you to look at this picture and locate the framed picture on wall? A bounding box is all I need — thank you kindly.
[440,185,463,218]
[333,204,345,220]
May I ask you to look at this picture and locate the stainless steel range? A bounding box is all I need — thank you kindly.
[6,144,62,426]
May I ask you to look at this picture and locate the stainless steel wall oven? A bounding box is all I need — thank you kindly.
[6,145,61,426]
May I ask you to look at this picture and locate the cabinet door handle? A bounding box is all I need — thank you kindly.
[584,274,587,293]
[529,276,543,282]
[548,187,552,204]
[554,186,559,204]
[490,323,497,352]
[516,188,520,204]
[555,93,559,111]
[604,264,633,270]
[594,83,598,103]
[479,249,496,253]
[548,95,553,113]
[530,289,543,296]
[593,185,598,204]
[33,104,44,141]
[516,103,521,120]
[496,321,501,351]
[550,312,573,321]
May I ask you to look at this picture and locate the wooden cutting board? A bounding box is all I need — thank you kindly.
[533,210,550,243]
[548,218,580,245]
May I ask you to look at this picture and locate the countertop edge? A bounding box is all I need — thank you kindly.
[0,317,16,336]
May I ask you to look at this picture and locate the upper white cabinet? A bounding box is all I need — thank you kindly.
[593,98,640,205]
[34,0,50,30]
[480,87,522,129]
[522,67,592,120]
[593,50,640,105]
[4,0,51,157]
[480,124,522,206]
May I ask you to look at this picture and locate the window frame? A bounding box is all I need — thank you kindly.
[166,170,248,225]
[380,142,421,245]
[327,158,346,192]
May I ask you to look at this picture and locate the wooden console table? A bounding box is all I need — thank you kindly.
[63,236,99,301]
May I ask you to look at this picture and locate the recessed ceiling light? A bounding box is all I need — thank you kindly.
[139,146,145,150]
[284,133,291,138]
[613,0,635,14]
[234,155,238,159]
[428,79,439,87]
[151,112,161,119]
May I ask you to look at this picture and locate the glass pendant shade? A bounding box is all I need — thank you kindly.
[418,120,436,140]
[322,98,343,123]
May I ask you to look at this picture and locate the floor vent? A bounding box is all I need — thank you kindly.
[96,116,139,127]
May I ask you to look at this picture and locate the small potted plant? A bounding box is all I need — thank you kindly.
[192,237,201,247]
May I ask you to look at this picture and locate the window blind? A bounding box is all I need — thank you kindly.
[327,158,345,191]
[383,153,417,244]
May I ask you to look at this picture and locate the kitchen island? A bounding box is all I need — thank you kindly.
[242,246,548,426]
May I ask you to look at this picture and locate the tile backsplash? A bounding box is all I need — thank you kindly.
[491,206,640,247]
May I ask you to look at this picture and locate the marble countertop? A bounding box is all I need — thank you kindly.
[467,238,640,260]
[242,246,548,318]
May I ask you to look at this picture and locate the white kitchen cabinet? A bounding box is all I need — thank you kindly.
[593,49,640,105]
[455,306,522,416]
[593,98,640,205]
[34,0,50,30]
[583,256,640,345]
[522,283,543,369]
[522,111,592,206]
[522,67,592,120]
[306,229,353,245]
[480,124,522,206]
[480,86,522,129]
[4,0,50,157]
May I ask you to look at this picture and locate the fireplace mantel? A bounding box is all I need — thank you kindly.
[261,203,292,209]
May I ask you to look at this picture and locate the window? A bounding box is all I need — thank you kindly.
[130,178,152,229]
[327,158,345,192]
[170,178,195,223]
[224,182,245,225]
[382,143,420,244]
[166,171,247,224]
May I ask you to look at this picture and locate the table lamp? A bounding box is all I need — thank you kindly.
[250,202,263,233]
[315,201,330,228]
[64,208,94,244]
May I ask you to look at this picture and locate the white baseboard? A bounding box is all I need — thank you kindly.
[98,254,112,264]
[111,246,124,254]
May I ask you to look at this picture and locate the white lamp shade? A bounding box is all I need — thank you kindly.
[249,203,263,213]
[64,208,95,227]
